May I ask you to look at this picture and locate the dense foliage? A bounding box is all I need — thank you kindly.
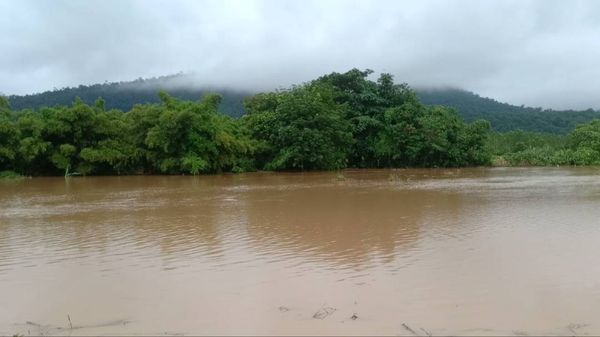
[0,69,494,176]
[0,93,255,176]
[243,69,492,170]
[418,88,600,133]
[489,122,600,166]
[9,74,600,135]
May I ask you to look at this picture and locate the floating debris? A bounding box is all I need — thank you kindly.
[402,323,419,336]
[313,307,336,319]
[567,322,589,335]
[421,327,433,336]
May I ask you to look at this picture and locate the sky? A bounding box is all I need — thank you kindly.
[1,0,600,110]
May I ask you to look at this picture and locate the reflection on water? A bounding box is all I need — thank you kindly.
[1,168,600,335]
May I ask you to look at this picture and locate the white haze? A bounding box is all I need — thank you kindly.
[1,0,600,109]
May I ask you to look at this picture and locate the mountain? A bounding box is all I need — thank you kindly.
[6,74,251,118]
[417,88,600,133]
[6,75,600,133]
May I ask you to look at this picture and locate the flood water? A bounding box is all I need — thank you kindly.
[1,168,600,336]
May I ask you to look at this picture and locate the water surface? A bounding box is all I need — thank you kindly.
[1,168,600,335]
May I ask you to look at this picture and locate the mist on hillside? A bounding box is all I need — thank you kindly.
[3,0,600,110]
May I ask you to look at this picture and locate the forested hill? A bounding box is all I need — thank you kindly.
[417,88,600,133]
[7,75,600,133]
[7,75,251,118]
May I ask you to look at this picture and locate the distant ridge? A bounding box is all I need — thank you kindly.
[7,74,251,118]
[7,74,600,133]
[417,88,600,133]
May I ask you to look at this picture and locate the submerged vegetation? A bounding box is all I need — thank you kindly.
[1,69,600,176]
[0,170,23,180]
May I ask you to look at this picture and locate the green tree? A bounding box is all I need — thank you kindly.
[244,83,353,170]
[315,69,418,167]
[458,119,492,166]
[0,96,10,111]
[129,92,254,174]
[568,120,600,165]
[0,111,19,171]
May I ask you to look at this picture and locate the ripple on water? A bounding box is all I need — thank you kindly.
[2,169,600,335]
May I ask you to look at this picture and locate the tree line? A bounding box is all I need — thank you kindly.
[0,69,494,176]
[10,73,600,135]
[489,124,600,166]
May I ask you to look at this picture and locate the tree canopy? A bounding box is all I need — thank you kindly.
[1,92,255,176]
[8,74,600,135]
[4,69,600,176]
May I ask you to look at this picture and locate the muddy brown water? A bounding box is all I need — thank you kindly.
[1,168,600,336]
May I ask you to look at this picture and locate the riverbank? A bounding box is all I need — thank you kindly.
[4,163,600,180]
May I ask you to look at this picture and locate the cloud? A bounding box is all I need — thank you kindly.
[1,0,600,109]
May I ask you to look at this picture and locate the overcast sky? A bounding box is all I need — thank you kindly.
[1,0,600,109]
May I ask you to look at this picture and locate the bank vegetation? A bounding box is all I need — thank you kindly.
[1,69,600,176]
